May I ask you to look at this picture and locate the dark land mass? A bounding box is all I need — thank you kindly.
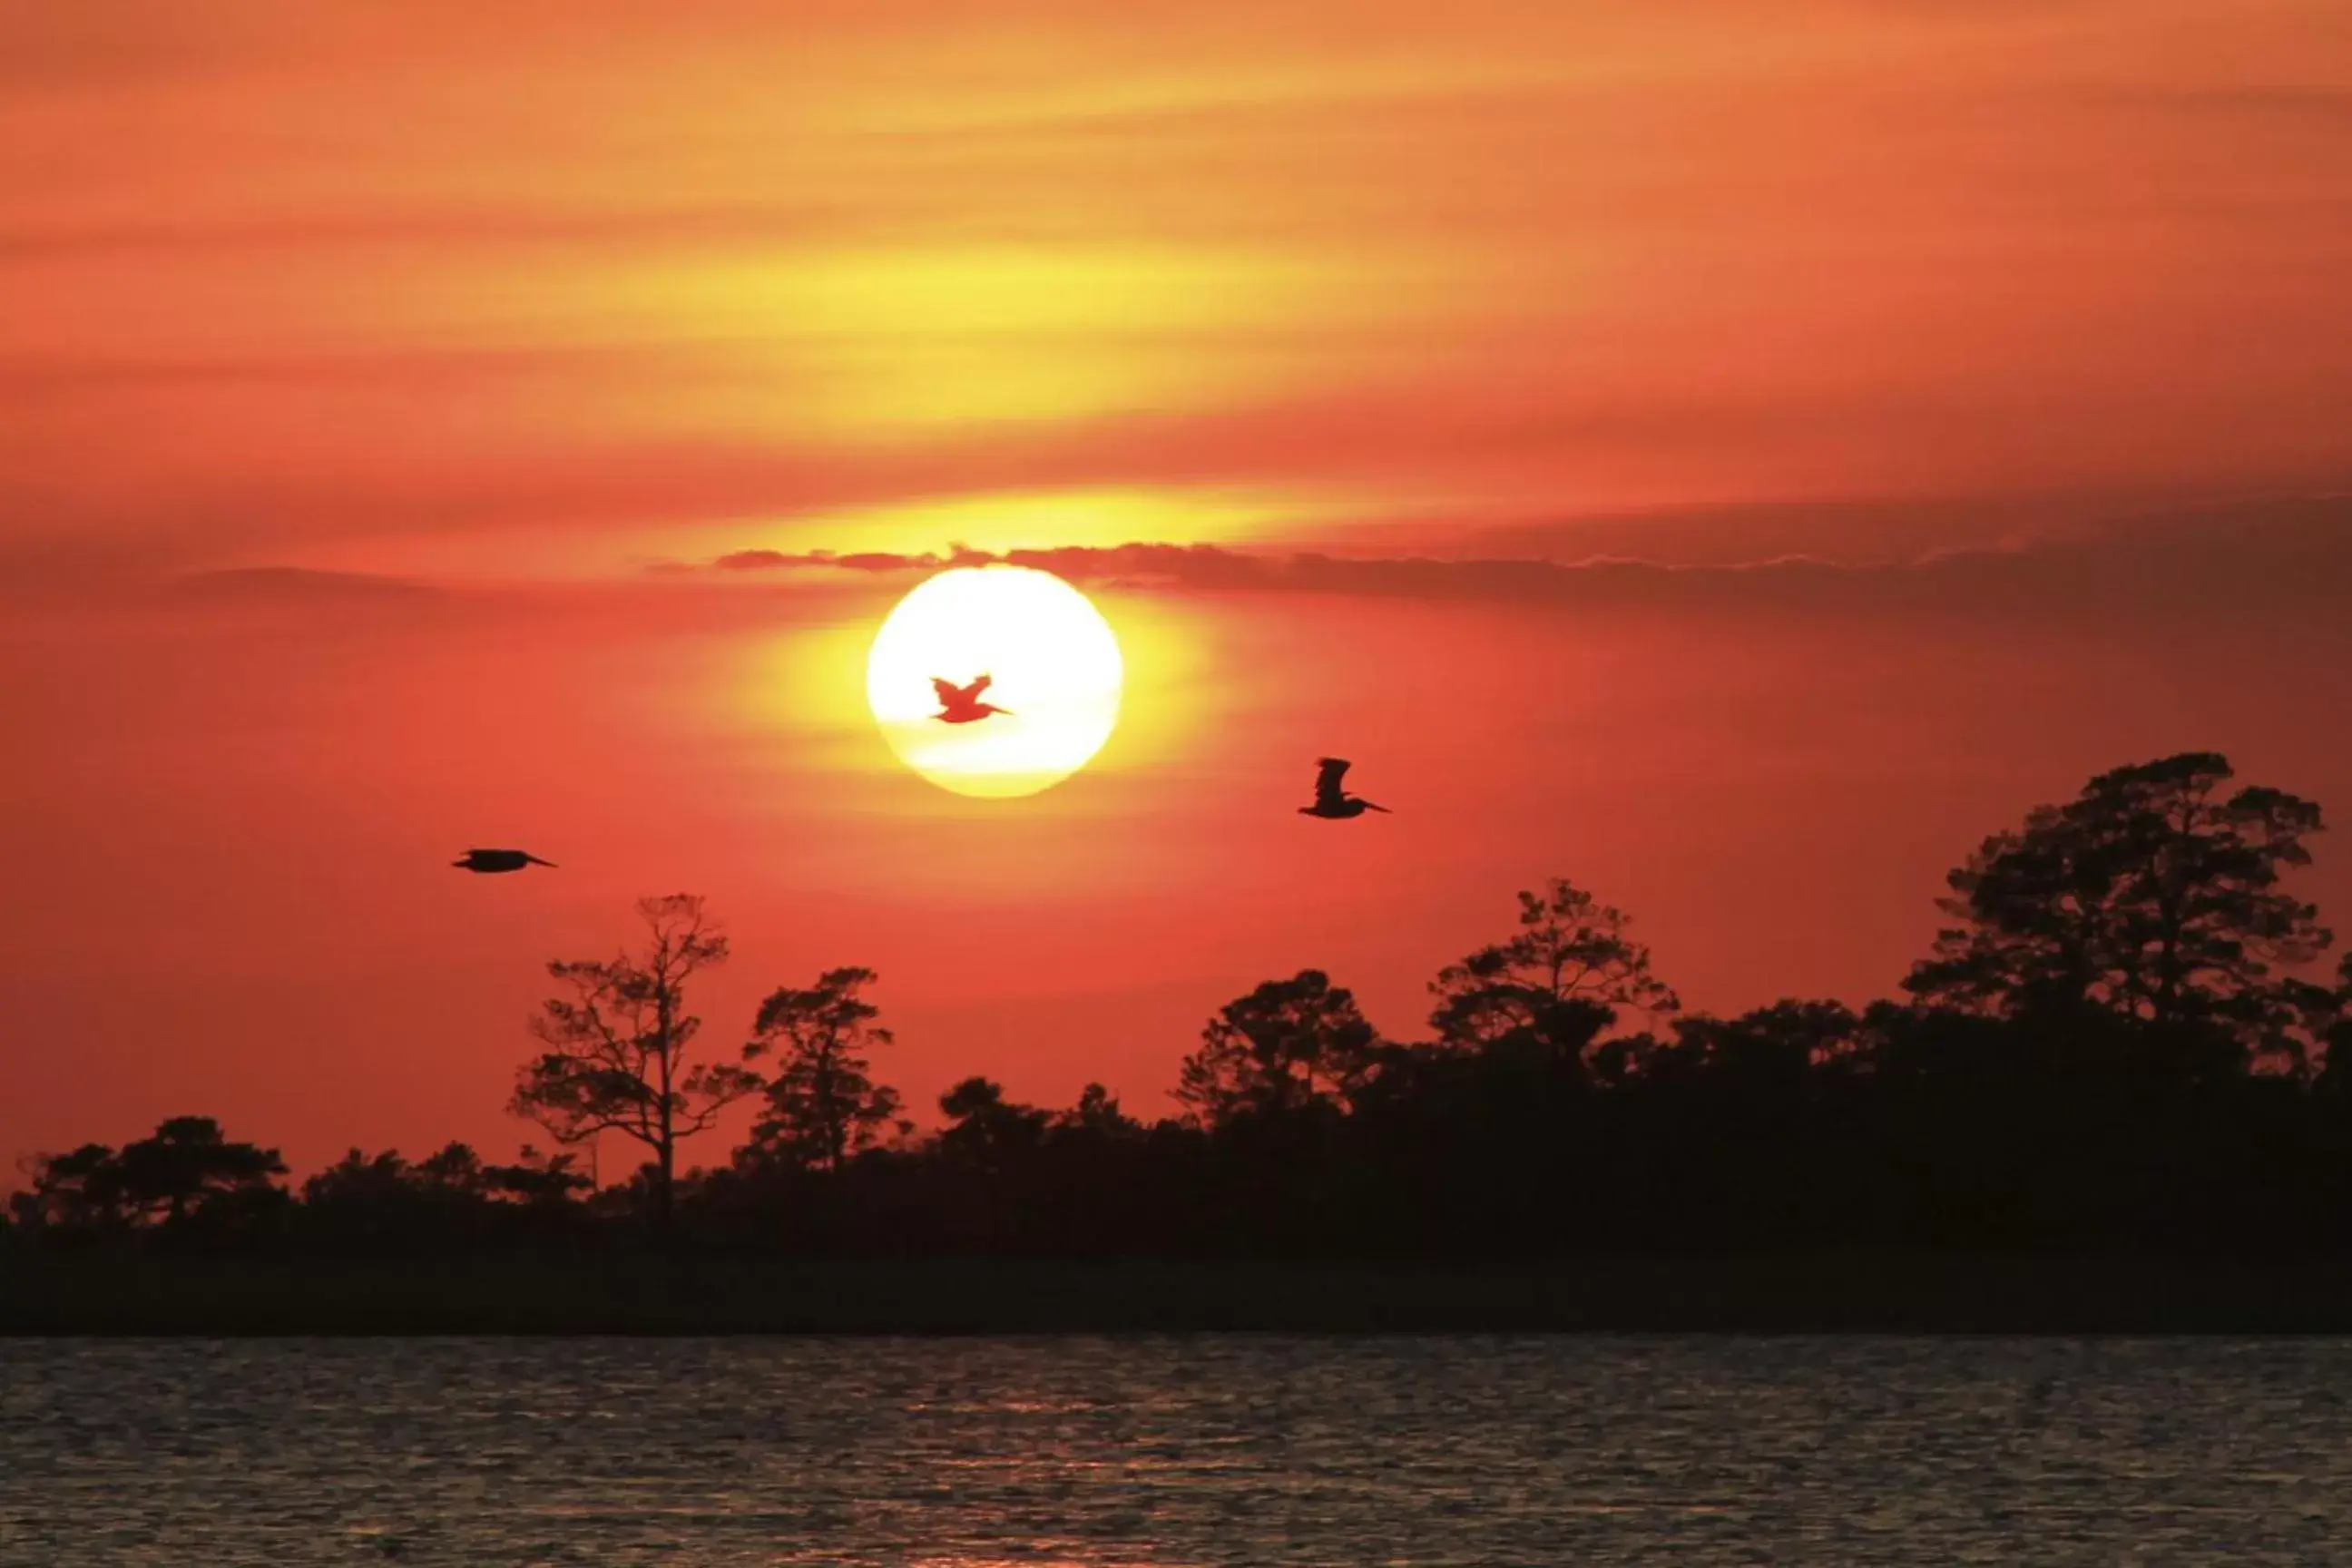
[13,753,2352,1335]
[11,1252,2352,1336]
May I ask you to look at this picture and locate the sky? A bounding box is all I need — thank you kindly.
[4,1,2351,1175]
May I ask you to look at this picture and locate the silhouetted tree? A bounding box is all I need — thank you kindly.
[2310,955,2352,1096]
[1905,753,2331,1078]
[1661,1000,1866,1091]
[509,894,760,1229]
[416,1142,488,1193]
[1055,1083,1140,1138]
[23,752,2352,1269]
[117,1117,287,1228]
[303,1149,414,1210]
[13,1143,131,1231]
[744,966,905,1172]
[593,1158,710,1223]
[937,1077,1051,1171]
[15,1119,287,1234]
[484,1143,595,1209]
[1176,969,1379,1126]
[1428,877,1679,1080]
[299,1142,500,1244]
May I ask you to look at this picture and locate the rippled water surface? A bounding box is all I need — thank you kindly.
[5,1337,2351,1564]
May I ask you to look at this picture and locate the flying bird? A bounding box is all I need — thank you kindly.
[931,674,1012,724]
[1299,757,1390,819]
[452,848,558,873]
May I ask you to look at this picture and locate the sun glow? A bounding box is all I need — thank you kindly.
[866,566,1123,799]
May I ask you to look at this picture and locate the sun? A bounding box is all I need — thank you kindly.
[866,565,1124,799]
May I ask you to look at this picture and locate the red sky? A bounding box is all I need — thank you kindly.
[4,2,2350,1174]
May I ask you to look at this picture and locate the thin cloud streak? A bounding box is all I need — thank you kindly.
[7,0,2352,568]
[701,497,2352,620]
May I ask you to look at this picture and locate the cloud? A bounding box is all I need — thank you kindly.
[700,496,2352,623]
[0,205,833,263]
[2110,84,2352,124]
[162,566,446,603]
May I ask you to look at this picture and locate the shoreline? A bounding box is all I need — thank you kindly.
[8,1251,2352,1335]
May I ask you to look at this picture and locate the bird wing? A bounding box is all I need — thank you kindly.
[968,673,993,698]
[932,674,990,705]
[1314,757,1351,802]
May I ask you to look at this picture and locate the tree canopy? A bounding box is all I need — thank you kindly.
[1427,877,1677,1083]
[1905,752,2330,1076]
[744,966,906,1172]
[11,1117,284,1232]
[509,894,760,1225]
[1176,969,1380,1127]
[14,751,2350,1261]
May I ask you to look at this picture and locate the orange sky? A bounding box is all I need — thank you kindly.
[4,2,2350,1172]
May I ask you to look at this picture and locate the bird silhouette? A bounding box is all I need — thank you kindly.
[453,848,558,873]
[932,674,1012,724]
[1298,757,1389,818]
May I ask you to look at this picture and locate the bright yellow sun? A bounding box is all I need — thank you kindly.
[866,565,1123,799]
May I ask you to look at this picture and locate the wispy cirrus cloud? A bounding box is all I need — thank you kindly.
[8,0,2352,575]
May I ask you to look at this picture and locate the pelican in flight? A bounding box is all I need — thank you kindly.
[453,848,558,874]
[1299,757,1389,819]
[932,674,1012,725]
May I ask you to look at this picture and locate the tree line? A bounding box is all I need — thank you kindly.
[13,751,2352,1255]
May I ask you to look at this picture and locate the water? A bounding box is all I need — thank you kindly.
[3,1337,2349,1564]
